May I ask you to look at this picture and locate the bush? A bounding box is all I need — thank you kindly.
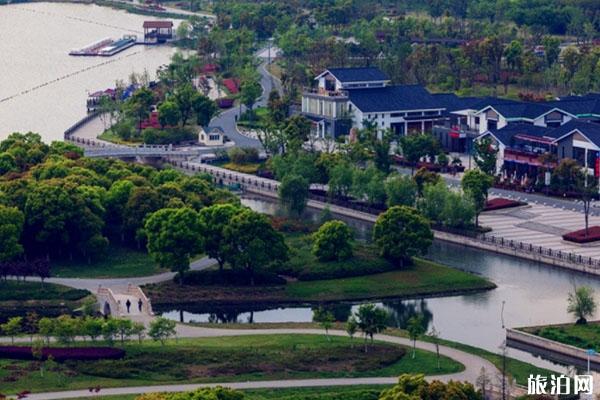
[180,269,287,286]
[0,282,89,302]
[0,345,125,361]
[227,147,259,164]
[311,220,353,262]
[143,127,196,145]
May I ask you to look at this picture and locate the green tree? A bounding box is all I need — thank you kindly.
[193,94,219,127]
[148,317,177,345]
[413,167,441,196]
[173,84,201,126]
[224,209,288,285]
[0,152,17,175]
[131,322,146,344]
[352,165,386,205]
[418,181,449,225]
[328,162,353,198]
[473,137,498,175]
[567,286,597,324]
[82,317,103,342]
[1,316,22,344]
[278,174,309,216]
[115,318,134,344]
[461,169,494,227]
[443,191,476,228]
[0,205,24,262]
[406,315,426,359]
[198,203,240,271]
[312,306,335,340]
[145,207,203,284]
[240,79,262,114]
[385,174,417,207]
[354,304,388,352]
[283,115,311,154]
[37,317,55,344]
[312,220,353,262]
[346,315,358,347]
[158,100,181,128]
[373,206,433,267]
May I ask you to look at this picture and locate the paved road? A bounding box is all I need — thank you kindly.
[26,257,215,292]
[209,51,281,148]
[21,327,504,400]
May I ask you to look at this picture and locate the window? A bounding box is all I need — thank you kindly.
[390,112,404,118]
[209,134,220,141]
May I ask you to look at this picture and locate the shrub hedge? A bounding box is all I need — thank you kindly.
[181,269,287,286]
[0,346,125,361]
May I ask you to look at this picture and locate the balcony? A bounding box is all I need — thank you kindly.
[503,148,555,167]
[302,87,349,100]
[432,124,479,139]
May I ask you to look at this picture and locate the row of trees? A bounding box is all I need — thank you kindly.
[144,204,288,285]
[1,314,176,346]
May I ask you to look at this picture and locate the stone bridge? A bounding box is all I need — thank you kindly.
[96,284,153,318]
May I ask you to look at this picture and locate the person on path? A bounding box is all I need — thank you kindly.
[138,298,143,312]
[126,299,131,313]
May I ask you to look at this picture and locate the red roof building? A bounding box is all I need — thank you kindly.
[222,78,239,94]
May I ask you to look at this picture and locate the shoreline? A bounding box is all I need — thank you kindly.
[148,283,497,309]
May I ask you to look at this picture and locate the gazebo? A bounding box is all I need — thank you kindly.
[143,21,174,43]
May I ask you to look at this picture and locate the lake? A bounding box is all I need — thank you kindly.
[0,2,179,142]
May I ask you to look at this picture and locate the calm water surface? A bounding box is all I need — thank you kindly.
[0,2,178,142]
[161,196,600,370]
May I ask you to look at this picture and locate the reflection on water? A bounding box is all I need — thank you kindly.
[161,195,600,371]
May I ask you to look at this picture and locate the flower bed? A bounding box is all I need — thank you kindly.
[483,198,527,211]
[0,346,125,361]
[563,226,600,243]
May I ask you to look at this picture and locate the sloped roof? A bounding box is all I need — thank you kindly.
[431,93,483,112]
[486,123,551,146]
[549,120,600,147]
[483,102,556,119]
[325,67,389,83]
[547,95,600,116]
[348,85,441,113]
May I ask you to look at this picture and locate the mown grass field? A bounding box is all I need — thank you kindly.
[522,322,600,352]
[0,335,462,394]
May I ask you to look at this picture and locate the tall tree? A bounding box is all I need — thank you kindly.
[354,304,389,352]
[0,205,24,262]
[373,206,433,267]
[473,136,498,175]
[278,174,309,216]
[197,203,240,271]
[312,220,353,262]
[461,169,494,227]
[224,209,288,285]
[145,207,203,283]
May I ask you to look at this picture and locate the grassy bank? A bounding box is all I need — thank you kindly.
[144,257,495,306]
[0,281,91,321]
[0,334,462,394]
[520,322,600,351]
[51,244,165,278]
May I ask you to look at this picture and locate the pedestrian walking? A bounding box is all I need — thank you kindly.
[125,299,131,313]
[138,298,143,312]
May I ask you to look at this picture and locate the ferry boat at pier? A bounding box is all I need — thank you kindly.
[69,35,137,57]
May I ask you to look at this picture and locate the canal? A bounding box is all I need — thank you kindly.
[0,2,179,142]
[161,195,600,371]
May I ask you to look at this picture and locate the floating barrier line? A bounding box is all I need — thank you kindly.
[0,50,143,104]
[13,6,143,34]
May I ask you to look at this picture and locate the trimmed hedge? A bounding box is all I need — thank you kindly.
[0,346,125,361]
[181,269,287,286]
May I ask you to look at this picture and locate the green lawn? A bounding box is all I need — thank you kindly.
[0,281,91,321]
[51,245,166,278]
[521,322,600,352]
[281,234,395,281]
[145,258,494,305]
[237,107,269,130]
[0,281,89,302]
[0,335,462,394]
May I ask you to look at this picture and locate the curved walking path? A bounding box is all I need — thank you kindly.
[20,326,505,400]
[23,257,215,292]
